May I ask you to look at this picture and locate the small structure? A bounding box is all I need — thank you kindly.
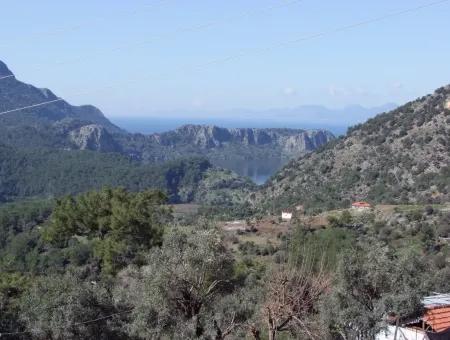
[351,201,372,211]
[281,211,293,221]
[376,293,450,340]
[445,99,450,110]
[421,294,450,334]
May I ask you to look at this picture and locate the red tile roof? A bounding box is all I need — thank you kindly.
[424,307,450,333]
[352,201,371,208]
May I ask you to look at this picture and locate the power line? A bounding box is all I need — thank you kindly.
[0,0,303,75]
[0,75,14,80]
[0,0,448,117]
[223,0,450,64]
[0,0,168,48]
[0,99,64,115]
[0,309,133,337]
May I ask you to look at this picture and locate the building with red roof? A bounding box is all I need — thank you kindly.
[377,293,450,340]
[351,201,372,211]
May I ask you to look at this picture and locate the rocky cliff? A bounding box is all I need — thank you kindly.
[69,124,121,152]
[147,125,335,158]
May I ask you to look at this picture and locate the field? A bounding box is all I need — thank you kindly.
[216,203,450,258]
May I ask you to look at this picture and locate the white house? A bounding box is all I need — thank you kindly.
[281,211,293,221]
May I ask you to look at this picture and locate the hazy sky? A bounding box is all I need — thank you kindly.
[1,0,449,118]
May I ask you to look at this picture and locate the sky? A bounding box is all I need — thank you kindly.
[0,0,449,119]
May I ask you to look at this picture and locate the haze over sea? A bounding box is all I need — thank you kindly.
[110,103,398,136]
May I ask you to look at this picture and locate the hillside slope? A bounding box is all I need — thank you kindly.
[0,144,255,204]
[0,61,123,143]
[253,85,450,212]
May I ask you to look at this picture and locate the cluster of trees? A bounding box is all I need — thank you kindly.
[0,188,449,339]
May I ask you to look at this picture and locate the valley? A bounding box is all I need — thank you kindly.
[1,35,449,340]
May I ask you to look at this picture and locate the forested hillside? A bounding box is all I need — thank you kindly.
[0,145,254,205]
[253,85,450,212]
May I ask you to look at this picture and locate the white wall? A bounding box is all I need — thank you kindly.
[281,212,292,221]
[376,326,428,340]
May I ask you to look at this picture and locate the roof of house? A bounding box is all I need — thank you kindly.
[424,307,450,333]
[424,294,450,308]
[352,201,371,207]
[423,294,450,333]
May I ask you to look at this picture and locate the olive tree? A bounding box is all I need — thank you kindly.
[19,272,126,340]
[321,244,430,340]
[115,227,236,339]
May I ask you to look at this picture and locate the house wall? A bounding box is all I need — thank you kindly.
[351,206,371,212]
[281,212,292,221]
[376,325,428,340]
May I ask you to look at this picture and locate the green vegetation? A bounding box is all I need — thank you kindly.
[323,245,429,339]
[256,85,450,213]
[0,187,449,339]
[0,67,449,339]
[0,145,253,205]
[44,188,169,274]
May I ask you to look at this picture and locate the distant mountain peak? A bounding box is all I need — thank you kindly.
[0,60,13,77]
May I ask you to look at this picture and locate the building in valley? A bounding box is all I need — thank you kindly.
[281,211,293,221]
[351,201,372,211]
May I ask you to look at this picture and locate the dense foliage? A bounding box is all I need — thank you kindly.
[0,145,253,205]
[0,187,448,339]
[44,188,169,274]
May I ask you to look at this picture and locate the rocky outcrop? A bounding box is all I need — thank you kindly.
[152,125,335,157]
[69,124,120,152]
[282,130,335,155]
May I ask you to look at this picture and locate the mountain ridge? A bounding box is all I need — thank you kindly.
[0,60,335,165]
[0,60,123,134]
